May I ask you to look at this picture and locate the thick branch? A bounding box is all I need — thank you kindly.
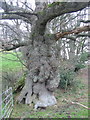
[0,13,32,23]
[0,2,37,23]
[76,33,90,37]
[5,11,37,16]
[55,25,90,40]
[80,20,90,23]
[44,26,90,43]
[36,2,90,35]
[40,2,89,24]
[0,1,17,12]
[0,1,32,13]
[0,2,90,35]
[1,11,38,21]
[1,42,28,51]
[63,34,90,41]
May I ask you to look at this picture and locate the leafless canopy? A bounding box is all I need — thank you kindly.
[0,1,90,51]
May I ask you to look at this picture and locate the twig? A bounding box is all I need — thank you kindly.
[21,2,34,12]
[14,50,28,69]
[63,99,90,110]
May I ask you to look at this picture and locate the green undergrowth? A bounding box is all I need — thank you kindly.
[0,51,23,72]
[0,51,88,118]
[0,51,25,91]
[11,107,88,118]
[11,70,88,118]
[48,2,63,8]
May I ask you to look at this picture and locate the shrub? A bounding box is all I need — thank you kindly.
[59,52,88,89]
[59,61,76,89]
[74,52,88,72]
[80,52,88,63]
[2,70,24,91]
[74,63,85,72]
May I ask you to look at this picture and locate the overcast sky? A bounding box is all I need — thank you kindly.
[0,0,35,10]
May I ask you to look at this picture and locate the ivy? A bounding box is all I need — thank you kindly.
[48,2,61,7]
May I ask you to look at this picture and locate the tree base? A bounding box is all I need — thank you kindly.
[16,80,57,109]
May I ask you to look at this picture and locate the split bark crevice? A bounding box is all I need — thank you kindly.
[16,74,33,104]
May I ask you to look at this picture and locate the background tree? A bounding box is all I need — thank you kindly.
[0,0,90,109]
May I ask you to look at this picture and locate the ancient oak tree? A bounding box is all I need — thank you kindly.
[0,1,90,109]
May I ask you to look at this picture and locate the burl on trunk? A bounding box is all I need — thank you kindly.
[17,39,60,109]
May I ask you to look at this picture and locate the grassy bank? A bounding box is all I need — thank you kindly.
[0,51,24,91]
[11,68,88,118]
[0,51,88,118]
[0,51,23,72]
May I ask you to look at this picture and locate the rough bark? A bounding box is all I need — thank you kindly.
[55,25,90,40]
[16,74,33,104]
[17,38,60,108]
[33,82,57,109]
[0,1,90,109]
[15,1,60,108]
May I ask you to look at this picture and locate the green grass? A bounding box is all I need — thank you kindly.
[0,51,24,91]
[0,51,23,72]
[0,51,88,118]
[11,73,88,118]
[11,102,88,118]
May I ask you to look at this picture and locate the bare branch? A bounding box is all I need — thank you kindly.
[1,42,28,51]
[44,25,90,43]
[36,2,90,35]
[39,2,89,24]
[63,99,90,110]
[21,2,34,12]
[14,50,28,69]
[63,36,76,41]
[76,33,90,37]
[63,33,90,41]
[0,1,37,23]
[55,25,90,40]
[1,13,31,23]
[3,11,38,17]
[0,23,20,36]
[80,20,90,23]
[0,1,32,13]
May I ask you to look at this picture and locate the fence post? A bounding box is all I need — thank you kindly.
[1,87,13,119]
[0,94,2,120]
[11,87,13,107]
[0,47,2,119]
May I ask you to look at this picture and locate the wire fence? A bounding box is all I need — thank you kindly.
[0,87,13,119]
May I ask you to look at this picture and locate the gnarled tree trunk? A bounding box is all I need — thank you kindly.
[17,37,60,109]
[1,0,89,109]
[16,1,61,109]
